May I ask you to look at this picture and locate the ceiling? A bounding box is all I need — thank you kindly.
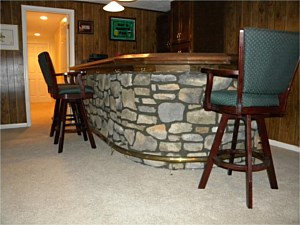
[26,12,67,40]
[81,0,173,12]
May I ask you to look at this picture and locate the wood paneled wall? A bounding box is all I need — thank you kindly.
[0,0,163,125]
[72,1,161,65]
[1,1,27,125]
[222,1,299,146]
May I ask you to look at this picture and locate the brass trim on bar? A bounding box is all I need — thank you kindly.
[92,129,208,163]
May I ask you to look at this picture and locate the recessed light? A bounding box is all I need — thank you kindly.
[40,16,48,20]
[34,33,41,36]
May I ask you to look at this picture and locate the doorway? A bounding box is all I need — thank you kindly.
[21,5,75,127]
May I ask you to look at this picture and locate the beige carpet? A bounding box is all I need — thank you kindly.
[1,102,299,224]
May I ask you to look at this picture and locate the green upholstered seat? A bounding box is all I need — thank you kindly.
[211,90,280,107]
[58,84,94,95]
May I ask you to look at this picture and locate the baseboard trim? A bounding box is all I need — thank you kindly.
[0,123,29,129]
[269,139,300,153]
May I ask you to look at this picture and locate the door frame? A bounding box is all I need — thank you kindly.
[21,5,75,127]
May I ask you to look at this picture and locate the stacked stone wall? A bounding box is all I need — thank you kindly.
[85,71,258,169]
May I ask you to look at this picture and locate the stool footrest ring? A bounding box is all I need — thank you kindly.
[213,149,271,172]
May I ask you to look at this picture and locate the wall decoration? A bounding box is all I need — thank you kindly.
[78,20,94,34]
[0,24,19,50]
[110,17,136,41]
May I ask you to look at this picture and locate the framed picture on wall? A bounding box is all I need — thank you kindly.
[110,17,136,41]
[0,24,19,50]
[78,20,94,34]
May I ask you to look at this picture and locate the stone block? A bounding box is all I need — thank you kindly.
[153,93,176,100]
[119,73,133,87]
[142,98,157,105]
[109,96,116,111]
[187,109,216,124]
[181,133,203,142]
[160,142,182,152]
[110,81,121,97]
[151,74,177,82]
[124,129,135,145]
[146,124,167,140]
[158,84,180,90]
[151,84,156,91]
[168,135,181,141]
[121,109,137,121]
[137,115,157,125]
[179,88,202,104]
[178,73,206,86]
[133,73,151,86]
[158,103,185,123]
[132,132,158,151]
[134,87,150,96]
[122,121,145,131]
[184,143,204,152]
[169,122,193,134]
[138,106,156,113]
[114,122,124,135]
[108,119,114,136]
[122,89,137,110]
[195,127,210,134]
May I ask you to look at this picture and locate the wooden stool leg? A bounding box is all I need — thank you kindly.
[50,99,60,137]
[54,100,62,145]
[70,102,82,136]
[75,100,88,141]
[245,115,253,208]
[58,100,68,153]
[199,114,229,189]
[78,100,96,148]
[228,118,240,175]
[256,117,278,189]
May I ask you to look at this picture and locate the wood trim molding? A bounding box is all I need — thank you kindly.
[269,139,300,153]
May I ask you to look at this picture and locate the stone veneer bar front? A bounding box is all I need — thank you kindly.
[71,53,258,169]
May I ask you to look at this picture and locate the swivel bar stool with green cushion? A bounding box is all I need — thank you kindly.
[38,52,83,141]
[198,28,299,208]
[38,51,96,153]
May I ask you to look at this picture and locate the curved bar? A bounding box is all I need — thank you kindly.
[71,53,259,169]
[71,53,236,71]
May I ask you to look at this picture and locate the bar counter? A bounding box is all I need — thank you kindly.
[71,53,257,169]
[71,53,235,71]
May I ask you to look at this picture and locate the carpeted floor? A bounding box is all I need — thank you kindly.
[1,102,299,224]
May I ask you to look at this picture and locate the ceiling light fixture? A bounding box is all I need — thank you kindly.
[40,16,48,20]
[62,17,68,23]
[34,33,41,36]
[103,1,125,12]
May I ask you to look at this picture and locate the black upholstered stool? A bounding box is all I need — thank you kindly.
[38,51,96,153]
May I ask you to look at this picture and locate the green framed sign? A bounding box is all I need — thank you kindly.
[110,17,136,41]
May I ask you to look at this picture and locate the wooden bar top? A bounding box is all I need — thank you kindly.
[70,53,236,71]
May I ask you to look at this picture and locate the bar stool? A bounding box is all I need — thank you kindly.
[198,28,299,208]
[38,51,96,153]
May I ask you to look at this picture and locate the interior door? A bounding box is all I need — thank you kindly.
[28,43,52,103]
